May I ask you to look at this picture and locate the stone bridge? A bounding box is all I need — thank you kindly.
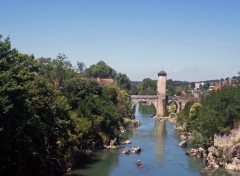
[130,70,194,117]
[129,95,192,114]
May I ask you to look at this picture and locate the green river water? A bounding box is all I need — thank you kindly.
[69,103,237,176]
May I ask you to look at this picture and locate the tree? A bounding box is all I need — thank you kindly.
[37,54,75,88]
[189,102,202,119]
[84,60,117,78]
[116,89,133,118]
[237,71,240,83]
[52,53,74,87]
[178,86,240,148]
[138,78,157,95]
[177,101,194,125]
[0,36,75,175]
[166,79,176,96]
[77,61,86,74]
[63,77,102,109]
[0,37,34,175]
[115,73,132,93]
[0,34,136,175]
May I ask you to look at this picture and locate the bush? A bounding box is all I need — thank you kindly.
[187,130,206,148]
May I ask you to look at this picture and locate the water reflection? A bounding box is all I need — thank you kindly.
[138,102,156,115]
[70,150,119,176]
[154,120,166,161]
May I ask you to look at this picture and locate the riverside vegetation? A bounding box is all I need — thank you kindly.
[0,35,135,176]
[176,83,240,172]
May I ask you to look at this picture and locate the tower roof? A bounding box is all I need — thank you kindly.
[158,70,167,76]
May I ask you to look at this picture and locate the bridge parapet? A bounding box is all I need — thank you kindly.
[130,95,193,114]
[130,95,158,110]
[130,95,158,99]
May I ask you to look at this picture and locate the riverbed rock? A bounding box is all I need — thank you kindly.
[179,140,187,147]
[201,152,220,172]
[186,148,206,158]
[123,118,141,127]
[225,163,240,171]
[232,157,240,165]
[227,144,240,159]
[133,120,141,126]
[124,140,131,144]
[224,157,240,171]
[110,138,118,146]
[122,149,130,154]
[132,146,141,153]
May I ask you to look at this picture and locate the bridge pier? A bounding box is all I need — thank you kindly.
[156,96,167,117]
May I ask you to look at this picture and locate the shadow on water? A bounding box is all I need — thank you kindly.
[74,153,101,169]
[69,150,120,176]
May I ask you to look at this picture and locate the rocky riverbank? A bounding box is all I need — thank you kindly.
[154,116,176,123]
[102,117,142,151]
[176,122,240,173]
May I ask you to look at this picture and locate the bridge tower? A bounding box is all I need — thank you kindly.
[157,70,167,117]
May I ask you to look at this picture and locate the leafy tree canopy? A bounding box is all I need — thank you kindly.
[84,60,117,78]
[0,35,133,175]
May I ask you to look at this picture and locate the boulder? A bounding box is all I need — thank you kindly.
[133,120,141,127]
[227,144,240,159]
[208,146,216,153]
[132,146,141,153]
[124,140,131,144]
[224,157,240,171]
[232,157,240,165]
[209,161,219,169]
[110,138,118,146]
[207,152,214,160]
[136,160,144,167]
[179,140,187,147]
[225,163,240,170]
[122,149,130,154]
[186,147,206,158]
[186,148,197,156]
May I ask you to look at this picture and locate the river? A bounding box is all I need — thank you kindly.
[69,103,233,176]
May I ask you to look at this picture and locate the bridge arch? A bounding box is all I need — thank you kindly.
[131,99,157,111]
[168,100,178,113]
[130,95,158,112]
[167,98,182,113]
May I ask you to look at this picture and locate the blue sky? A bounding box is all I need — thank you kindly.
[1,0,240,81]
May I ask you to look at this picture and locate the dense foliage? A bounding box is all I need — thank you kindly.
[84,60,117,79]
[0,35,132,176]
[137,78,157,95]
[177,86,240,147]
